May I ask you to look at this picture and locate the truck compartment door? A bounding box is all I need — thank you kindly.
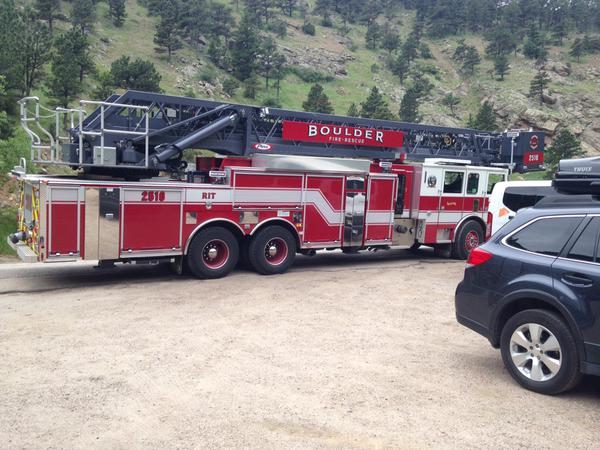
[302,175,344,246]
[48,186,82,259]
[365,176,396,244]
[84,187,120,260]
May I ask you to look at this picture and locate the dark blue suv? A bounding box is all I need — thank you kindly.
[455,194,600,394]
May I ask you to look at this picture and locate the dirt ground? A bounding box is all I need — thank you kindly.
[0,249,599,449]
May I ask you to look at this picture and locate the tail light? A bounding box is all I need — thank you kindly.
[467,247,493,266]
[485,212,493,241]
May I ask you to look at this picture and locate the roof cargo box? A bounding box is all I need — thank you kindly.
[553,156,600,195]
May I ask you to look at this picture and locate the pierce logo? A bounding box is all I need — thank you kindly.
[530,135,539,150]
[282,120,404,148]
[252,143,272,151]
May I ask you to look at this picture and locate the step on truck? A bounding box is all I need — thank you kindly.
[8,91,545,278]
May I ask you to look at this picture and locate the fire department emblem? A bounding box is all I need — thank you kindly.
[530,135,539,150]
[428,175,437,188]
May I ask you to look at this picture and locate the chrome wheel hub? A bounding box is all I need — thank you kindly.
[207,247,218,260]
[509,323,562,382]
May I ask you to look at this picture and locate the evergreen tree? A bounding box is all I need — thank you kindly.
[365,22,381,50]
[222,78,240,97]
[108,0,126,27]
[484,26,517,58]
[545,129,585,175]
[523,28,548,61]
[461,46,481,76]
[303,83,334,114]
[71,0,96,32]
[109,56,161,91]
[391,56,410,84]
[243,74,260,99]
[360,87,395,120]
[0,0,26,93]
[207,37,227,69]
[398,86,420,122]
[347,102,359,117]
[473,101,497,131]
[21,6,52,96]
[381,29,400,54]
[271,52,287,100]
[401,35,419,63]
[258,37,278,90]
[35,0,60,34]
[153,6,182,61]
[493,53,510,81]
[231,12,261,80]
[442,93,460,116]
[70,29,95,83]
[47,31,83,106]
[529,70,550,105]
[570,37,584,62]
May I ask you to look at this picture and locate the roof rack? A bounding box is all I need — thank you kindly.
[553,156,600,195]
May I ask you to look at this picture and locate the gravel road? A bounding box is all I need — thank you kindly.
[0,250,598,449]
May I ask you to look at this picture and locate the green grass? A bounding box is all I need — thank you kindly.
[0,207,17,256]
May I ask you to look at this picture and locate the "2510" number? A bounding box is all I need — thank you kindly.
[141,190,166,202]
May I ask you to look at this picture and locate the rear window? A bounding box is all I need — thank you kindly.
[506,216,583,256]
[502,186,557,212]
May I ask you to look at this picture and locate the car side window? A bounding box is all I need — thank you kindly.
[506,217,583,257]
[567,218,600,263]
[444,171,464,194]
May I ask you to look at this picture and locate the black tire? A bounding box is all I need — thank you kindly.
[500,309,581,395]
[186,227,239,279]
[248,225,296,275]
[452,221,484,260]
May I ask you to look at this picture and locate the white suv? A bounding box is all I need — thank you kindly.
[487,180,559,236]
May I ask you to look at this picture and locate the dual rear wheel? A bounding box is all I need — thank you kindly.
[186,225,296,279]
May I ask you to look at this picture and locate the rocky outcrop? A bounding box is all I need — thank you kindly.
[279,45,356,78]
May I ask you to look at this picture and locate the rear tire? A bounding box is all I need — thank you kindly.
[248,225,296,275]
[500,309,581,395]
[187,227,239,279]
[453,221,484,260]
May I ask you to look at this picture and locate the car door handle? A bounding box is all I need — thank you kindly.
[562,273,593,287]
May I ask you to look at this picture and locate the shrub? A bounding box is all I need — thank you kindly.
[301,22,315,36]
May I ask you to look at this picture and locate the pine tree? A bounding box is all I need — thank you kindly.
[529,70,550,105]
[401,35,419,63]
[347,103,359,117]
[21,6,52,96]
[493,53,510,81]
[461,46,481,76]
[108,0,126,27]
[545,129,585,175]
[222,78,239,97]
[272,53,286,100]
[35,0,60,34]
[381,29,400,54]
[70,29,94,83]
[365,22,381,50]
[302,83,334,114]
[473,101,497,131]
[442,93,460,116]
[71,0,96,33]
[47,31,83,106]
[523,28,548,61]
[243,75,260,99]
[398,87,420,122]
[109,56,161,91]
[391,55,410,84]
[231,12,261,80]
[258,37,278,90]
[0,0,25,93]
[153,8,182,61]
[360,87,395,120]
[570,37,584,62]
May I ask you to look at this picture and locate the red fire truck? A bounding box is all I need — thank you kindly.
[8,91,545,278]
